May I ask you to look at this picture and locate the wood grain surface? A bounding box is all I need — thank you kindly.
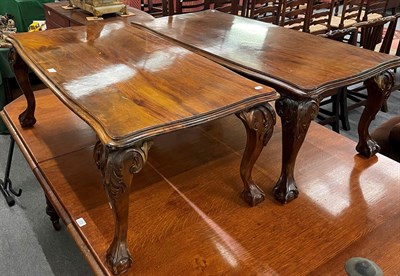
[3,89,400,275]
[129,9,399,203]
[133,10,400,97]
[8,21,277,147]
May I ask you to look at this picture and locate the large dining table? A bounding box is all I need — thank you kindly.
[130,10,400,203]
[5,8,400,275]
[7,20,278,274]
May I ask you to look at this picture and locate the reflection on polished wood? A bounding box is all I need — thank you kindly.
[131,10,400,203]
[44,2,154,29]
[8,21,276,146]
[2,89,400,275]
[7,22,277,273]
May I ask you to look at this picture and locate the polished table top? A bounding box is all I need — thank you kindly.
[132,10,400,97]
[9,21,276,147]
[3,89,400,275]
[6,10,399,274]
[7,17,279,274]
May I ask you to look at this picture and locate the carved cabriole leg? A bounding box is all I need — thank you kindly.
[45,195,61,231]
[8,48,36,128]
[356,70,395,157]
[93,140,152,275]
[274,97,319,204]
[236,103,276,207]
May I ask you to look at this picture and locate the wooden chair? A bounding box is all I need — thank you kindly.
[141,0,173,16]
[214,0,241,14]
[246,0,283,24]
[280,0,311,31]
[331,0,363,29]
[360,0,387,22]
[175,0,211,13]
[308,0,336,34]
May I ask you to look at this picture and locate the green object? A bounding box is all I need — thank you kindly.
[0,71,8,134]
[0,48,12,133]
[0,48,13,78]
[0,0,54,32]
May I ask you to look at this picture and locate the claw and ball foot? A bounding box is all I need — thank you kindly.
[274,97,319,204]
[94,140,152,274]
[357,71,395,158]
[236,103,275,207]
[273,176,299,204]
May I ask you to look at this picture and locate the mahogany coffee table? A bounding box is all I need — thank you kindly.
[131,10,400,204]
[7,21,277,274]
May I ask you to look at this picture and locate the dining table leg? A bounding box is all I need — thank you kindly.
[93,140,152,275]
[274,97,319,204]
[236,103,276,207]
[8,48,36,128]
[356,70,395,157]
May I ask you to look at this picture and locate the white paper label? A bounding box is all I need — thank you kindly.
[76,218,87,227]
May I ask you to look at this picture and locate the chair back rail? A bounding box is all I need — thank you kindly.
[335,0,363,29]
[280,0,311,31]
[362,0,388,21]
[355,14,400,53]
[214,0,240,14]
[141,0,173,16]
[248,0,283,24]
[176,0,211,13]
[308,0,336,34]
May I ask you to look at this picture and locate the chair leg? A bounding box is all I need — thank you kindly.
[331,94,340,133]
[340,88,351,131]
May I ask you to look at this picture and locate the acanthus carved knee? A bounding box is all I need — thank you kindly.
[236,103,276,145]
[93,140,152,200]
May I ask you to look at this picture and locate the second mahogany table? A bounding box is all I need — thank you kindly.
[7,21,278,274]
[131,10,400,203]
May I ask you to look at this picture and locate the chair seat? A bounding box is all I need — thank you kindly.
[284,23,327,33]
[330,15,357,28]
[283,22,303,30]
[331,11,384,29]
[309,24,328,33]
[359,11,383,21]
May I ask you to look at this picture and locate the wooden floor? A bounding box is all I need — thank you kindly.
[2,89,400,275]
